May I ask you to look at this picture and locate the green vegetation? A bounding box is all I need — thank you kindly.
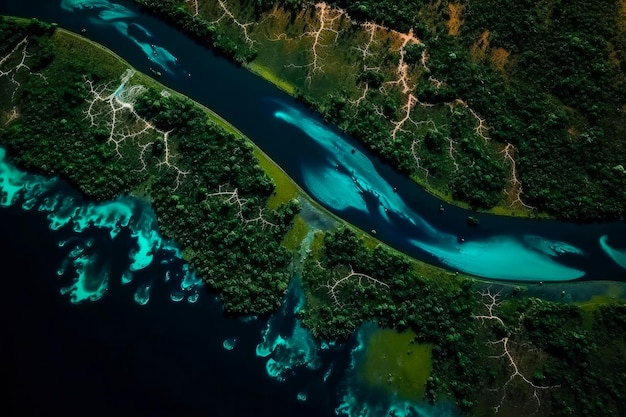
[164,0,625,220]
[475,297,626,417]
[135,0,257,63]
[299,225,626,415]
[0,17,294,314]
[361,328,433,401]
[301,227,484,411]
[2,14,626,417]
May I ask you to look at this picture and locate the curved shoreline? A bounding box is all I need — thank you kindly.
[4,12,626,284]
[52,25,474,284]
[41,22,626,282]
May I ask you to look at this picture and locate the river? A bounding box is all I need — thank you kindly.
[2,0,625,282]
[0,0,625,416]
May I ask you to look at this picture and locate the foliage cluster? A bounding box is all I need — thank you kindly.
[490,299,626,417]
[134,0,256,63]
[135,90,298,313]
[301,227,485,410]
[2,17,626,417]
[0,22,294,314]
[131,0,625,217]
[279,0,624,219]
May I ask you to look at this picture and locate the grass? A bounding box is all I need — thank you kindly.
[246,62,297,95]
[52,24,485,284]
[281,214,309,251]
[253,147,299,209]
[43,24,600,300]
[361,328,433,400]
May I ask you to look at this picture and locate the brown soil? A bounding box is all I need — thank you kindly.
[490,47,510,71]
[470,30,490,61]
[446,3,463,36]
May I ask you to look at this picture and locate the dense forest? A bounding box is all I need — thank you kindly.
[300,226,626,416]
[2,14,626,417]
[0,17,293,313]
[145,0,626,220]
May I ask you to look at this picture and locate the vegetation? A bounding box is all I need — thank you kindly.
[135,0,257,63]
[2,14,626,417]
[163,0,625,220]
[301,227,485,411]
[0,18,294,314]
[475,297,626,417]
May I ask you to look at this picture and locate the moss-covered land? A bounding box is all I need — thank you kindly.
[361,328,433,401]
[1,16,625,417]
[143,0,625,221]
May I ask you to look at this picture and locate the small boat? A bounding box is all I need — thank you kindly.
[149,67,161,77]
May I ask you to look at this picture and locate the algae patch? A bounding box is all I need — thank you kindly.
[361,328,432,400]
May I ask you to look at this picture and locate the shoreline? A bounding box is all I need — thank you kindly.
[5,19,624,299]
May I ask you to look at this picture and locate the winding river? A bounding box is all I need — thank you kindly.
[1,1,625,416]
[2,0,626,282]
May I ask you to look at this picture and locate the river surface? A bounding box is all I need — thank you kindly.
[2,0,625,282]
[0,1,625,416]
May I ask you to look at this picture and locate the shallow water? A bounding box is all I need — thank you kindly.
[0,149,457,416]
[2,0,625,281]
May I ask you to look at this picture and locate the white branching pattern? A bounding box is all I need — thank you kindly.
[207,185,278,230]
[452,99,490,143]
[210,0,256,45]
[323,265,389,306]
[474,288,505,327]
[185,0,199,16]
[501,143,535,210]
[0,37,47,100]
[285,2,346,85]
[355,22,382,63]
[349,22,384,108]
[84,69,188,188]
[382,29,422,95]
[447,136,460,172]
[4,106,20,125]
[411,139,430,179]
[475,289,559,414]
[487,337,558,414]
[349,82,369,107]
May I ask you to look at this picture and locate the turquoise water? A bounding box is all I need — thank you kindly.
[2,146,463,416]
[274,105,587,281]
[8,0,624,282]
[1,0,626,414]
[600,235,626,270]
[62,0,181,74]
[0,147,204,305]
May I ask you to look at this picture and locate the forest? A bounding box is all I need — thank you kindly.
[1,13,626,417]
[151,0,626,220]
[0,17,293,314]
[301,226,626,416]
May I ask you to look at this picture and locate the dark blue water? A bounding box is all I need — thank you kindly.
[1,1,623,416]
[1,0,625,282]
[0,178,349,417]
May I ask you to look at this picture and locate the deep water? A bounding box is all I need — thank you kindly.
[1,0,626,415]
[1,0,625,281]
[0,149,457,417]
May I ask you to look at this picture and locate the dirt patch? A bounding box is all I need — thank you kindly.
[567,125,579,137]
[490,47,510,71]
[470,30,490,61]
[446,3,463,36]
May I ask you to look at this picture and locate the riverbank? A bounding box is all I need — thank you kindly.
[167,0,625,222]
[2,15,626,417]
